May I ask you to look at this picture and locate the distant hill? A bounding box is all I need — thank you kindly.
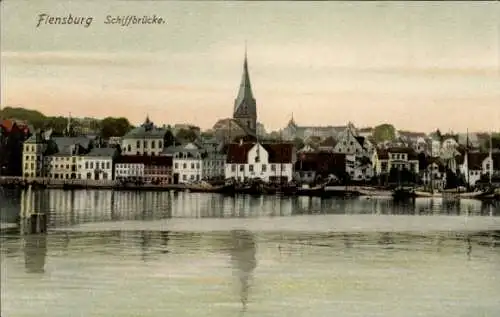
[0,106,130,137]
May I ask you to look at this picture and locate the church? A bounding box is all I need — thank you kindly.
[212,49,259,142]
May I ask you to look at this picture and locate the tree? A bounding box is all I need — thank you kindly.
[163,129,178,148]
[293,137,304,150]
[100,117,133,138]
[373,124,396,143]
[176,128,197,142]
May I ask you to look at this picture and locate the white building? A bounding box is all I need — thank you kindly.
[162,142,225,184]
[78,147,117,181]
[225,141,296,183]
[121,117,167,156]
[45,137,92,180]
[22,132,49,178]
[114,156,145,182]
[373,147,420,176]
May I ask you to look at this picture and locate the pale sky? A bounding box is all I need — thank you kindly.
[1,1,499,133]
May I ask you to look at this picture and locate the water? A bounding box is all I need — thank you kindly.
[1,189,500,317]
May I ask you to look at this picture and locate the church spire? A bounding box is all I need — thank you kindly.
[234,47,256,115]
[233,44,257,135]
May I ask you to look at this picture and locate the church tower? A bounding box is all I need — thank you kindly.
[233,48,257,135]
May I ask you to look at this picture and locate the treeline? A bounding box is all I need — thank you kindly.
[0,107,133,138]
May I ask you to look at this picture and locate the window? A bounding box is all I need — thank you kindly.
[255,156,260,163]
[190,175,194,180]
[196,163,200,169]
[183,163,187,169]
[249,164,254,172]
[486,164,490,170]
[282,165,286,171]
[231,164,236,172]
[90,162,94,169]
[106,162,110,169]
[239,165,244,172]
[85,162,89,169]
[159,141,163,148]
[127,144,131,152]
[262,164,267,172]
[191,163,195,169]
[143,140,147,148]
[271,164,276,171]
[175,163,178,169]
[151,141,155,149]
[136,140,140,148]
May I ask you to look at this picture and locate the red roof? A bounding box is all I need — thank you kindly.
[226,143,254,164]
[115,155,172,166]
[226,142,294,164]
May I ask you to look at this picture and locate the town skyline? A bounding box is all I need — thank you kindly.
[1,1,499,132]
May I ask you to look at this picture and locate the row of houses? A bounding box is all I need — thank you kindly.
[20,127,500,188]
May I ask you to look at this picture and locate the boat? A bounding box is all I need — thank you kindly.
[357,187,393,197]
[295,183,326,196]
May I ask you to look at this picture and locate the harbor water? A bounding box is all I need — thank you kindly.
[1,188,500,317]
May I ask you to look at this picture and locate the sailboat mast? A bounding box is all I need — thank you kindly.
[489,132,493,185]
[466,129,470,188]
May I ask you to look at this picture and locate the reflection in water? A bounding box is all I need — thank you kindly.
[229,230,257,312]
[24,234,47,273]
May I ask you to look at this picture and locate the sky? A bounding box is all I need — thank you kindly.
[1,1,499,133]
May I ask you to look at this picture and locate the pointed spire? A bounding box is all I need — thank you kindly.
[234,45,255,115]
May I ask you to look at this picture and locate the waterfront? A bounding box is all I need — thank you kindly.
[1,189,500,317]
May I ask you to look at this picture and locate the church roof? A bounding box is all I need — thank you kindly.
[233,52,256,118]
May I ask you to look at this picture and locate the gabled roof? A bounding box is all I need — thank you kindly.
[226,143,254,164]
[467,152,489,170]
[51,137,92,156]
[226,142,294,164]
[261,143,294,164]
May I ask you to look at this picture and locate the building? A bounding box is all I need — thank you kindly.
[114,156,145,182]
[45,137,92,179]
[225,141,296,183]
[162,142,225,184]
[78,147,118,181]
[373,147,420,176]
[1,119,30,176]
[332,123,368,156]
[233,50,257,135]
[282,115,347,141]
[22,131,50,178]
[459,152,500,186]
[294,151,346,184]
[143,156,173,184]
[121,116,168,156]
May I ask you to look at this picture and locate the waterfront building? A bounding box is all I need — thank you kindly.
[114,156,145,183]
[121,116,167,156]
[78,147,118,181]
[22,131,51,178]
[45,137,92,179]
[294,152,346,184]
[225,141,296,183]
[458,152,500,186]
[162,141,225,184]
[373,147,420,176]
